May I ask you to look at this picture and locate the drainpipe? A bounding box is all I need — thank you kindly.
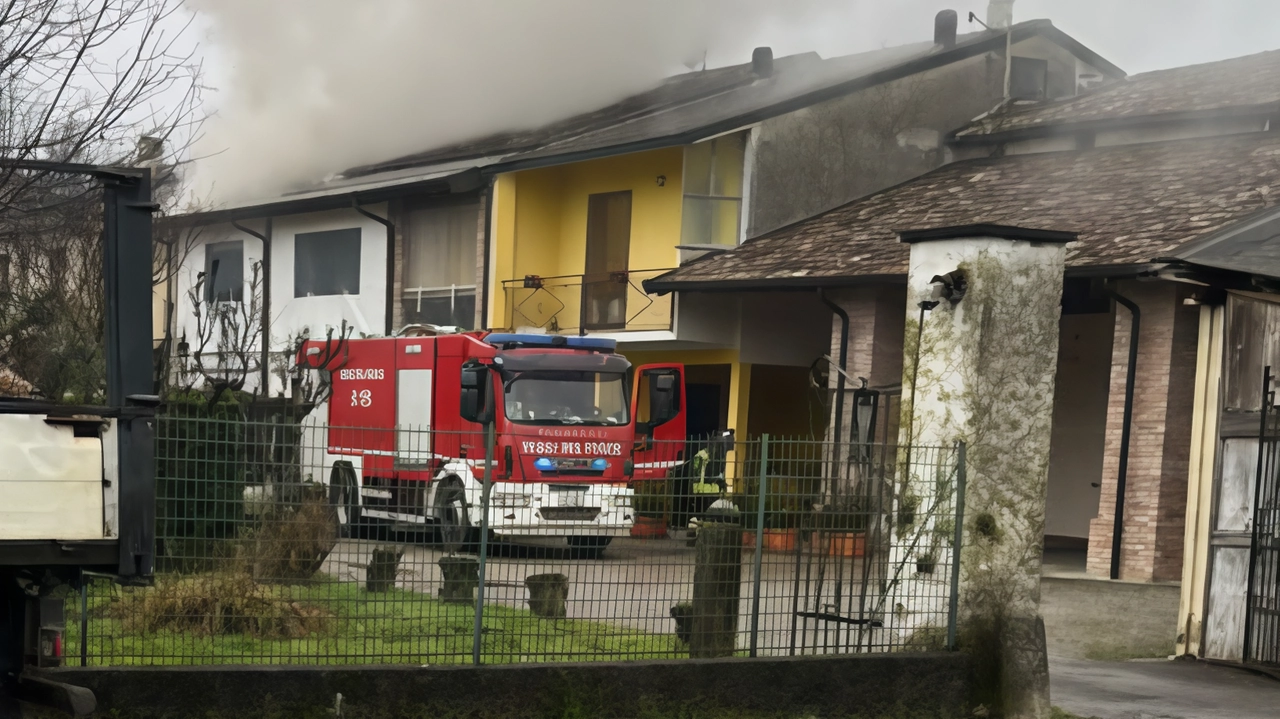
[352,201,396,336]
[818,289,849,476]
[1105,285,1140,581]
[232,218,272,394]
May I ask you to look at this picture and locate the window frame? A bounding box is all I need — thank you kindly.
[293,227,363,298]
[680,132,747,247]
[203,240,245,303]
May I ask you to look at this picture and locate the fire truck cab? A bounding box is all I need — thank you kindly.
[298,331,686,550]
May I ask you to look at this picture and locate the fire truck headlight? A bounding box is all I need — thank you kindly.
[591,459,609,471]
[534,457,555,472]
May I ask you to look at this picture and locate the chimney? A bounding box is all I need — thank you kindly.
[934,10,958,48]
[752,46,774,78]
[987,0,1015,29]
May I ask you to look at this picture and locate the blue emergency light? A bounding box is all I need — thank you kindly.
[534,457,555,472]
[485,334,616,351]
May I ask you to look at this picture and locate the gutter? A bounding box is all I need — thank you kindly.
[232,218,273,394]
[1105,285,1141,581]
[352,201,397,336]
[644,264,1163,296]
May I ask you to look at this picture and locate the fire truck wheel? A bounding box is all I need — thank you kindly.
[567,536,612,559]
[328,462,362,538]
[436,484,475,553]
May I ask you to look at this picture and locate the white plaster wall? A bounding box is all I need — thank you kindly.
[171,206,389,396]
[738,292,831,367]
[673,292,740,347]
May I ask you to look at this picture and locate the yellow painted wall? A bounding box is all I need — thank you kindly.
[489,147,685,329]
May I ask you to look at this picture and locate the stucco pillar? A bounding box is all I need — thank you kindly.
[895,224,1071,719]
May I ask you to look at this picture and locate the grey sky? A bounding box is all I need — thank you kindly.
[186,1,1279,202]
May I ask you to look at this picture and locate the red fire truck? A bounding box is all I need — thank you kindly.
[297,330,686,553]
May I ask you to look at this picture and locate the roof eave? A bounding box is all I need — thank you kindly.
[646,262,1168,295]
[164,168,484,228]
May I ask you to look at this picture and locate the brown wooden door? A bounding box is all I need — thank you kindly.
[583,191,631,330]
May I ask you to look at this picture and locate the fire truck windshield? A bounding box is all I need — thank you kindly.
[503,370,628,426]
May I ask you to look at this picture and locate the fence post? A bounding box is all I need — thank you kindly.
[749,434,769,657]
[472,421,495,665]
[946,441,967,651]
[79,573,88,667]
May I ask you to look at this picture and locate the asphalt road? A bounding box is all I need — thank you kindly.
[1050,655,1280,719]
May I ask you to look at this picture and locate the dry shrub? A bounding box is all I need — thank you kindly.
[240,484,338,583]
[111,572,333,639]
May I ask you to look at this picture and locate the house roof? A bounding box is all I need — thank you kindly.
[646,131,1280,292]
[955,49,1280,141]
[344,19,1121,178]
[175,19,1118,227]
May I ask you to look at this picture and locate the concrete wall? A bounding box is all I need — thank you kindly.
[47,652,973,719]
[1045,312,1114,539]
[1087,280,1200,582]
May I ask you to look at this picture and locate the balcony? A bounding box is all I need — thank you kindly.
[500,269,675,335]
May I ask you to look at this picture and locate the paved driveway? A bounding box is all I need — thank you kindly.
[1051,656,1280,719]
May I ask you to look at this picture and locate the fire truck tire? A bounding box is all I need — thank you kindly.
[329,462,362,538]
[567,536,612,559]
[435,483,477,553]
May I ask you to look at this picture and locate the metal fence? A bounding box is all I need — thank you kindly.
[70,413,964,666]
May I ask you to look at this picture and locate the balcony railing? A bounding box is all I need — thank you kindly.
[500,269,676,335]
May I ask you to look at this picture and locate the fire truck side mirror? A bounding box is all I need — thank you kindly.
[460,363,494,425]
[649,372,679,425]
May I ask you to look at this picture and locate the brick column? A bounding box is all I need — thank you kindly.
[824,285,906,442]
[1086,281,1199,582]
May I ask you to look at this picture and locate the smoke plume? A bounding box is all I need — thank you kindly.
[190,0,892,203]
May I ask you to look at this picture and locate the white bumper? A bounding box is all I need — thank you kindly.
[466,482,634,538]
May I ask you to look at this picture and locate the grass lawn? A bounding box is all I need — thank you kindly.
[66,574,682,666]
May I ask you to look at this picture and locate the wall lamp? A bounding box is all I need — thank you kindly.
[929,270,968,305]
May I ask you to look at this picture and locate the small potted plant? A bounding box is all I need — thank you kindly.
[630,480,670,539]
[816,500,867,557]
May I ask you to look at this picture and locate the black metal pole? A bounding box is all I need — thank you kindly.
[818,289,849,475]
[1106,287,1140,581]
[103,171,157,581]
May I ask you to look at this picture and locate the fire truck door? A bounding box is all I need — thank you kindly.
[631,364,686,475]
[397,369,433,463]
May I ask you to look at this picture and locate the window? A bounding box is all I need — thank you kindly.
[402,203,478,328]
[204,241,244,302]
[680,132,746,246]
[583,191,632,330]
[294,228,361,297]
[504,371,628,426]
[1010,57,1049,101]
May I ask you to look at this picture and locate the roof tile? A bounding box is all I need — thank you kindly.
[651,132,1280,289]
